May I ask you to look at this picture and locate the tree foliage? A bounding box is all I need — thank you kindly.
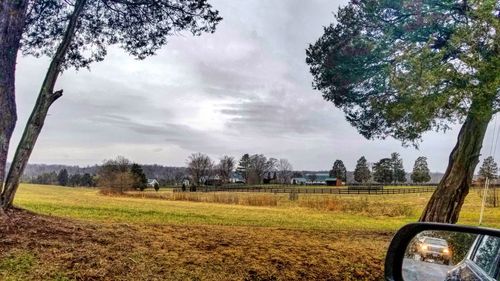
[330,160,347,181]
[306,0,500,145]
[187,153,213,185]
[276,158,293,184]
[130,163,148,191]
[479,156,498,180]
[97,156,134,193]
[22,0,222,69]
[217,156,235,184]
[373,158,393,183]
[391,152,406,183]
[236,154,250,182]
[353,156,371,183]
[57,168,69,186]
[247,154,276,184]
[411,156,431,183]
[68,173,95,187]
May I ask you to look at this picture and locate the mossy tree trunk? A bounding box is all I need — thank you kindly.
[1,0,87,210]
[0,0,29,212]
[420,100,493,223]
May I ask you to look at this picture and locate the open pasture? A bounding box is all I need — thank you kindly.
[1,184,498,280]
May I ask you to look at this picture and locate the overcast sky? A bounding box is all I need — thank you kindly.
[10,0,499,172]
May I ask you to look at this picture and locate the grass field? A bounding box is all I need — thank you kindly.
[1,184,499,280]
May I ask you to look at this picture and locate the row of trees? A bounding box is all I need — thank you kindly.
[187,153,294,186]
[30,169,95,187]
[328,154,432,184]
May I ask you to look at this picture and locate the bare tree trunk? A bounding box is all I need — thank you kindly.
[420,104,492,223]
[1,0,87,209]
[0,1,29,206]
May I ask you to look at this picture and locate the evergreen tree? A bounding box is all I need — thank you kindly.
[390,153,406,183]
[236,154,251,183]
[81,173,95,187]
[353,156,371,183]
[411,157,431,184]
[373,158,393,184]
[130,163,148,191]
[330,160,347,181]
[57,169,69,186]
[479,156,498,181]
[306,0,500,222]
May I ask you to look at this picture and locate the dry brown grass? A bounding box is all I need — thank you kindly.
[298,196,414,217]
[0,209,390,281]
[122,191,280,207]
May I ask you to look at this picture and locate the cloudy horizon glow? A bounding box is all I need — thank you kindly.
[10,0,500,172]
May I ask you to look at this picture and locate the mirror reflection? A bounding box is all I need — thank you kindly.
[403,231,500,281]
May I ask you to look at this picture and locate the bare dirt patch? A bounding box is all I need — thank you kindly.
[1,209,391,280]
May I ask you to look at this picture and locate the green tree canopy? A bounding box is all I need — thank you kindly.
[306,0,499,144]
[131,163,148,191]
[354,156,371,183]
[236,154,251,182]
[57,168,68,186]
[373,158,393,184]
[330,160,347,181]
[411,156,431,183]
[391,152,406,183]
[479,156,498,180]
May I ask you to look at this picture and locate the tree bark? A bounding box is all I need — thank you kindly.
[0,0,29,200]
[420,103,493,223]
[1,0,87,209]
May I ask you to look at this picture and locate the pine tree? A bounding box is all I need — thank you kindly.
[411,157,431,184]
[57,169,69,186]
[479,156,498,181]
[236,154,251,183]
[353,156,371,183]
[373,158,393,184]
[390,153,406,183]
[130,163,147,191]
[330,160,346,181]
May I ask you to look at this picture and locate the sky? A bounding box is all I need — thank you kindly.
[10,0,500,172]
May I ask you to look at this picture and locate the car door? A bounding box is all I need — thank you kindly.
[468,235,500,280]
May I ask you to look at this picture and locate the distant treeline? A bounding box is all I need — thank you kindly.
[16,163,187,186]
[18,163,445,186]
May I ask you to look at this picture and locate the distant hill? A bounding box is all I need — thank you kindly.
[10,163,186,182]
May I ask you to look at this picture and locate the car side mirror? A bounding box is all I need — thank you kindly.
[385,223,500,281]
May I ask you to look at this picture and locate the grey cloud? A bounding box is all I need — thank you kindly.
[11,0,473,171]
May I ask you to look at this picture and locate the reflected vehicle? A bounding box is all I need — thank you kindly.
[415,236,451,265]
[445,235,500,281]
[402,230,474,281]
[384,223,500,281]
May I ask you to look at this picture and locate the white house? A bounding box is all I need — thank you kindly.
[147,178,159,187]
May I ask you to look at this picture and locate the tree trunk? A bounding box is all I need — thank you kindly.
[1,0,87,209]
[0,0,29,201]
[420,105,492,223]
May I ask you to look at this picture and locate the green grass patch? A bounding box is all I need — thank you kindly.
[0,251,35,281]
